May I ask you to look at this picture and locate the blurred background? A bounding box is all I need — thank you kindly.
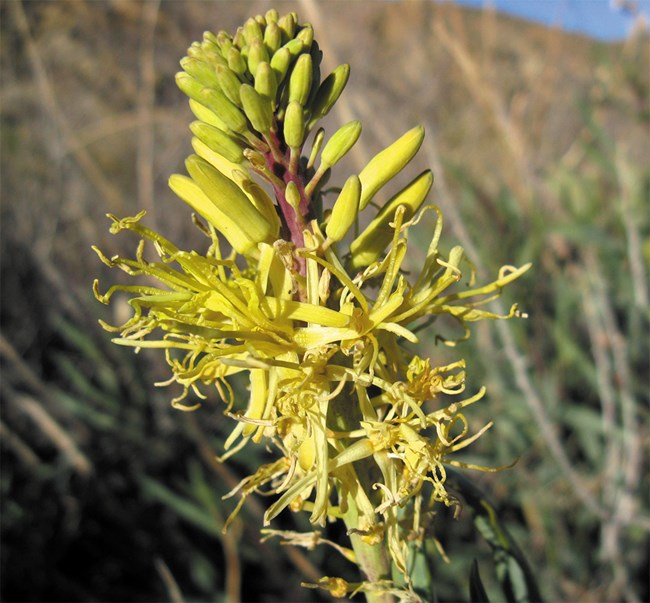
[1,1,648,601]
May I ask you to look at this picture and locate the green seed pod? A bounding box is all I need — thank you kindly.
[289,53,312,106]
[190,121,244,164]
[320,120,362,169]
[326,175,361,242]
[283,100,305,149]
[358,125,425,210]
[239,84,273,134]
[307,64,350,130]
[350,169,433,269]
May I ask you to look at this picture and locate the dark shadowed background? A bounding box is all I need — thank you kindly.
[1,1,648,601]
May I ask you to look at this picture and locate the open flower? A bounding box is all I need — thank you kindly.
[93,8,530,595]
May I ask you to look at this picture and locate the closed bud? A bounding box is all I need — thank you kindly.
[189,99,229,131]
[190,121,244,164]
[358,125,425,210]
[227,46,247,75]
[185,155,272,249]
[289,53,312,106]
[239,84,273,134]
[265,8,279,24]
[175,72,205,104]
[350,169,433,269]
[277,11,298,41]
[180,57,221,90]
[243,17,264,45]
[307,64,350,130]
[326,175,361,243]
[283,100,305,148]
[200,88,248,134]
[320,120,362,169]
[263,21,282,54]
[247,38,270,79]
[296,24,314,48]
[285,181,301,212]
[254,62,277,101]
[270,47,291,85]
[169,173,262,255]
[214,64,242,106]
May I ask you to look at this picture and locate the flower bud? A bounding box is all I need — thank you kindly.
[358,125,425,210]
[283,100,305,149]
[239,84,273,134]
[307,64,350,130]
[190,121,244,163]
[350,169,433,269]
[289,53,312,106]
[185,154,272,249]
[320,120,362,169]
[326,175,361,243]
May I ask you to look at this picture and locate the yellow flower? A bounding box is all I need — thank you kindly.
[93,9,530,593]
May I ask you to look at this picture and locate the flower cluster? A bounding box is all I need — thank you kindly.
[93,9,529,595]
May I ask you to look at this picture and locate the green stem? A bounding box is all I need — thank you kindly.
[328,389,395,603]
[342,495,394,603]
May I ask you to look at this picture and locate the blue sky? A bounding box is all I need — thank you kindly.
[447,0,650,40]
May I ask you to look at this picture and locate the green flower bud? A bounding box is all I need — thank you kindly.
[239,84,273,134]
[247,38,270,79]
[358,125,425,210]
[263,21,282,54]
[188,99,229,131]
[285,181,301,212]
[180,57,221,90]
[296,24,314,48]
[243,17,264,45]
[227,46,247,75]
[200,87,248,134]
[350,169,433,269]
[277,11,298,41]
[185,154,271,247]
[307,64,350,130]
[270,47,291,86]
[190,121,244,164]
[265,8,279,24]
[289,53,312,106]
[169,173,262,255]
[326,175,361,242]
[214,64,243,106]
[175,72,206,104]
[284,100,305,149]
[320,121,362,169]
[254,62,277,101]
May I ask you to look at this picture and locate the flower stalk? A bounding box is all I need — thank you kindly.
[93,9,530,600]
